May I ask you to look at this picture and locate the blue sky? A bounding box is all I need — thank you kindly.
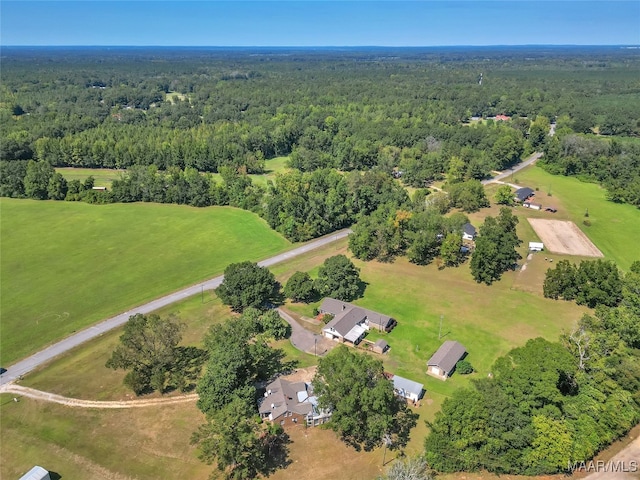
[2,1,639,46]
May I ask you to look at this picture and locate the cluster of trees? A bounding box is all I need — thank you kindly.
[3,48,638,206]
[193,309,294,479]
[314,345,418,451]
[349,199,521,286]
[105,313,207,395]
[470,207,522,285]
[543,259,623,308]
[264,169,408,241]
[425,260,640,475]
[0,159,103,202]
[541,134,640,208]
[217,256,364,312]
[348,205,470,265]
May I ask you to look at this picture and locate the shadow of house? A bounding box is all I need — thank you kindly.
[426,341,467,381]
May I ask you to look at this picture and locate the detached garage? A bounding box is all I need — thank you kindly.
[427,341,467,381]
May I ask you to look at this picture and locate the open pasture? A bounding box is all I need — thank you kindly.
[0,199,290,364]
[513,165,640,270]
[56,167,124,188]
[528,218,604,257]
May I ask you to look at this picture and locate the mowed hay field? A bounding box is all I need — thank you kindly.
[57,156,293,190]
[0,199,290,364]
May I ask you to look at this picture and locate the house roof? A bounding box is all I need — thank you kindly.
[320,298,393,336]
[259,378,314,420]
[374,339,389,350]
[515,187,535,201]
[344,324,367,343]
[427,341,467,374]
[392,375,424,397]
[325,307,368,337]
[19,466,50,480]
[462,222,477,237]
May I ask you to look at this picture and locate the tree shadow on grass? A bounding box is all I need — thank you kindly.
[354,279,368,300]
[261,430,293,477]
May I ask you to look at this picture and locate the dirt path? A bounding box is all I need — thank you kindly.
[1,384,197,409]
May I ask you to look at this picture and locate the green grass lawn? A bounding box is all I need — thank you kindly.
[0,393,210,480]
[0,199,290,364]
[514,165,640,270]
[56,156,290,191]
[56,167,125,188]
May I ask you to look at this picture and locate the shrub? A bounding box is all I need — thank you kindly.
[456,359,474,374]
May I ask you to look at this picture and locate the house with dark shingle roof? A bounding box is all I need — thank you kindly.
[462,222,477,241]
[319,298,396,344]
[427,341,467,381]
[514,187,535,202]
[258,377,331,427]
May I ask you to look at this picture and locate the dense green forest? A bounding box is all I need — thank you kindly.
[2,47,639,219]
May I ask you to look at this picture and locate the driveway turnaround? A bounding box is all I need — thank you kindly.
[0,229,351,386]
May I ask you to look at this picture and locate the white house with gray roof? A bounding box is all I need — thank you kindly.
[392,375,424,403]
[427,341,467,380]
[319,298,396,345]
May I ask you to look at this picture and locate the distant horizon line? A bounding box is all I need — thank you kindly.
[3,44,640,48]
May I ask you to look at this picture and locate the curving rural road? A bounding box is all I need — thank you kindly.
[0,228,351,387]
[482,151,543,186]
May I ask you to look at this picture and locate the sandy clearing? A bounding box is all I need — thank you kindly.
[527,219,603,257]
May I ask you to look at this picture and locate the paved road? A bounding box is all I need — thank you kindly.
[482,151,543,186]
[0,228,351,387]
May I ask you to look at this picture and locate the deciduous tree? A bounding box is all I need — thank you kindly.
[283,271,316,302]
[105,313,186,395]
[314,255,363,301]
[216,261,278,312]
[314,346,418,451]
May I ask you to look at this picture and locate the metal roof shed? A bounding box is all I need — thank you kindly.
[19,466,51,480]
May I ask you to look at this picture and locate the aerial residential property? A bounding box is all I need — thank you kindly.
[319,298,396,345]
[427,341,467,381]
[259,377,331,428]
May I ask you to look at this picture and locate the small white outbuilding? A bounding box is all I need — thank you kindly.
[529,241,544,252]
[19,466,51,480]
